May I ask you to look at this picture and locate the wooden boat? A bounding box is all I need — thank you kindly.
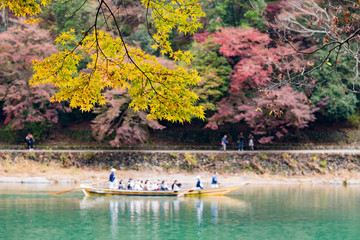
[183,184,249,197]
[81,183,249,197]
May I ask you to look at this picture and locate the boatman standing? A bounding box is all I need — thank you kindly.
[109,168,116,189]
[211,171,219,188]
[196,176,204,189]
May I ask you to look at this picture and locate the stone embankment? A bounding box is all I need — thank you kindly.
[1,150,360,178]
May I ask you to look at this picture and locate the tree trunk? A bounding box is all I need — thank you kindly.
[0,7,7,31]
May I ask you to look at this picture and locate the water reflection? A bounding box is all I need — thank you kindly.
[80,195,248,234]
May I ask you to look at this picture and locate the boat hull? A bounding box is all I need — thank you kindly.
[82,188,179,197]
[184,184,249,196]
[82,184,249,197]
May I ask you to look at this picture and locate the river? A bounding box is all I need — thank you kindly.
[1,184,359,239]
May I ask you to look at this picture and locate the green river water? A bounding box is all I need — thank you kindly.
[1,184,360,240]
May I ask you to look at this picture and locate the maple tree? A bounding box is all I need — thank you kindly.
[0,24,69,131]
[211,27,303,92]
[2,0,206,123]
[91,88,165,146]
[207,85,317,143]
[203,27,317,143]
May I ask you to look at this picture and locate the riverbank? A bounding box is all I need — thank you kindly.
[1,164,360,186]
[2,149,360,186]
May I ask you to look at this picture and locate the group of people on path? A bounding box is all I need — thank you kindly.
[221,132,254,151]
[109,169,220,191]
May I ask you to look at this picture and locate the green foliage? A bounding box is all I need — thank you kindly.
[347,113,360,128]
[128,25,157,55]
[310,49,359,121]
[311,83,357,121]
[319,160,327,168]
[23,122,52,141]
[131,163,141,171]
[190,41,231,112]
[60,153,67,162]
[52,0,97,36]
[185,153,197,164]
[246,166,253,171]
[201,0,267,31]
[0,122,51,143]
[60,153,71,167]
[81,152,95,161]
[162,163,173,171]
[62,130,95,142]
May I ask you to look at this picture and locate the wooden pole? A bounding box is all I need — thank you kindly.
[48,180,108,196]
[177,188,194,198]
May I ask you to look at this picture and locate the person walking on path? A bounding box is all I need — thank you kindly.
[211,171,219,188]
[221,135,228,151]
[25,133,35,151]
[249,134,254,150]
[238,132,244,151]
[109,168,116,189]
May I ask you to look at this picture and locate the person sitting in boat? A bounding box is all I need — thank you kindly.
[134,180,143,190]
[196,176,204,190]
[172,180,181,191]
[161,180,169,191]
[127,178,134,190]
[109,168,116,189]
[151,182,159,191]
[211,171,219,188]
[118,180,125,190]
[143,180,151,191]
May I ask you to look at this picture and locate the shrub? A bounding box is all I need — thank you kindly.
[347,113,360,128]
[319,160,327,168]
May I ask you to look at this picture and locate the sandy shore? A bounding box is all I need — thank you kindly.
[1,162,360,186]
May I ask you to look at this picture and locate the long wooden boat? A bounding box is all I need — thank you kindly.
[81,183,249,197]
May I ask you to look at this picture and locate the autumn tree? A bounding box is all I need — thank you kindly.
[91,89,165,146]
[0,24,69,137]
[211,27,303,92]
[207,85,318,143]
[2,0,206,123]
[91,57,172,146]
[203,27,317,142]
